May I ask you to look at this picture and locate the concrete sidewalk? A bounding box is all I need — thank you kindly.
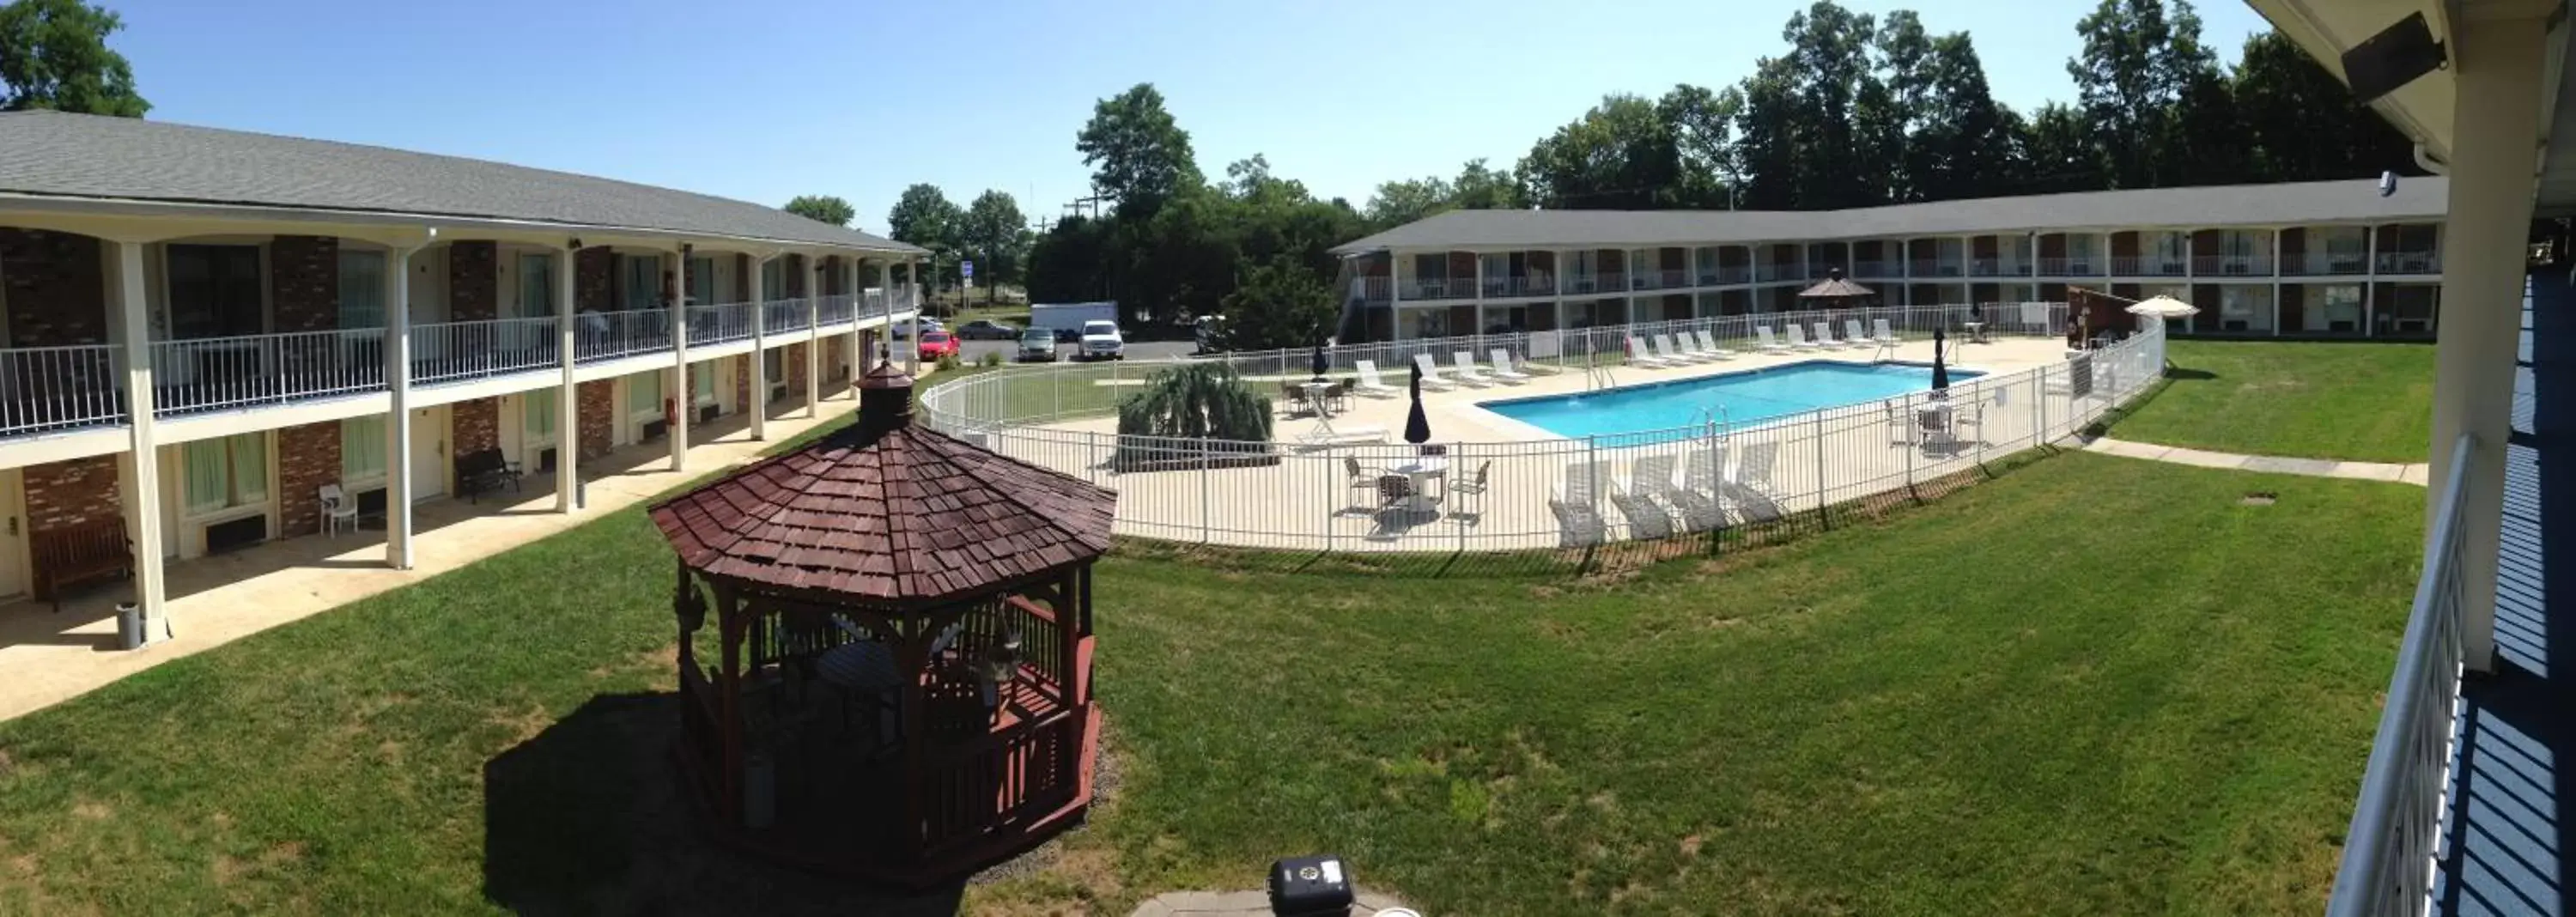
[2079,436,2431,485]
[0,395,863,723]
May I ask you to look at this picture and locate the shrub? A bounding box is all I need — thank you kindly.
[1111,362,1275,470]
[934,353,963,372]
[978,351,1003,368]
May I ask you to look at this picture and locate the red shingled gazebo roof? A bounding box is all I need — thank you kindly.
[648,364,1116,605]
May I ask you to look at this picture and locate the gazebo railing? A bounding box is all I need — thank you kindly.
[918,708,1083,858]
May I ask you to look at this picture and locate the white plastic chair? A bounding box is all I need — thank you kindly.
[1844,319,1872,347]
[1451,351,1495,386]
[1692,329,1738,360]
[1786,325,1819,349]
[1411,353,1461,390]
[1625,337,1676,368]
[1756,325,1789,352]
[1871,318,1899,344]
[1654,334,1708,364]
[1352,360,1401,398]
[1485,348,1530,384]
[1811,321,1848,349]
[318,483,358,537]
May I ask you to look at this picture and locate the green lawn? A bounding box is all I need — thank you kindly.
[2111,339,2436,462]
[0,449,2422,915]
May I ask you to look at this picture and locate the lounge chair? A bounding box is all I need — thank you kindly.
[1721,479,1787,524]
[1692,329,1738,361]
[1870,318,1899,345]
[1731,439,1780,495]
[1755,325,1789,353]
[1550,459,1611,547]
[1409,353,1461,390]
[1485,348,1531,384]
[1654,333,1709,364]
[1632,453,1722,533]
[1785,324,1820,350]
[1811,321,1849,349]
[1844,319,1874,349]
[1352,361,1401,398]
[1625,336,1676,368]
[1452,351,1497,386]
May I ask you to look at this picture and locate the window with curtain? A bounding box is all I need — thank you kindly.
[693,364,716,404]
[183,433,269,517]
[619,254,662,312]
[524,389,558,446]
[338,250,386,329]
[2311,284,2365,331]
[761,259,785,301]
[341,416,387,485]
[167,245,264,339]
[762,349,786,391]
[688,256,716,306]
[518,253,554,318]
[628,371,663,416]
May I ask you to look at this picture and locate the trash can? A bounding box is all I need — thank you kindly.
[743,750,775,829]
[116,602,145,650]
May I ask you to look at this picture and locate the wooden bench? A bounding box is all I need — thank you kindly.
[455,447,522,504]
[32,519,132,612]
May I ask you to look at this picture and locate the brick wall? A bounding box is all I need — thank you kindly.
[576,247,614,313]
[0,228,108,347]
[269,235,338,333]
[787,343,810,396]
[23,455,121,535]
[732,355,750,413]
[453,397,499,458]
[275,422,342,537]
[448,241,498,321]
[577,379,614,459]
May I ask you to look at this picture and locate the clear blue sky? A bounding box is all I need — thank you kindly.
[111,0,2272,233]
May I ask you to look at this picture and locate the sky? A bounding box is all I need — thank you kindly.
[108,0,2275,234]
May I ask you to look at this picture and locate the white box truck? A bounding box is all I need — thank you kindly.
[1028,301,1119,344]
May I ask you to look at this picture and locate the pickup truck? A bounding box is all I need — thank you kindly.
[1077,320,1125,361]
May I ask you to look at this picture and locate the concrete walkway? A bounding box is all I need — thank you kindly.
[2079,436,2431,485]
[1128,887,1409,916]
[0,393,866,723]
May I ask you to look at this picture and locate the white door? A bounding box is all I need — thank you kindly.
[410,248,447,364]
[0,469,25,598]
[410,408,446,501]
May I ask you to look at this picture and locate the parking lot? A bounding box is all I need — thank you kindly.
[947,335,1201,365]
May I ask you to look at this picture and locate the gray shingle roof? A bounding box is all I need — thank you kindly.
[1330,176,2451,255]
[0,110,924,253]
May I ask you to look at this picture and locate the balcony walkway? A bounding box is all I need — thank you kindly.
[2433,274,2570,916]
[0,387,872,723]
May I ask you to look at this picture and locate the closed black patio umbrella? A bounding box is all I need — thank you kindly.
[1930,325,1952,394]
[1405,359,1431,445]
[1311,342,1330,382]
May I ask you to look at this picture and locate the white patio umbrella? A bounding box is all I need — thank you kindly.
[2124,295,2199,319]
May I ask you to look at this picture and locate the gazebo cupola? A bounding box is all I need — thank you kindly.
[648,361,1116,887]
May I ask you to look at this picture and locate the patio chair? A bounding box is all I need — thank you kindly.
[1352,360,1402,398]
[1452,351,1496,386]
[1411,353,1461,390]
[1732,440,1780,495]
[1655,333,1710,364]
[1720,479,1787,524]
[1755,325,1790,353]
[1625,336,1676,368]
[1485,349,1531,384]
[1376,475,1415,510]
[1785,324,1820,350]
[1344,457,1382,509]
[1448,460,1493,515]
[1631,453,1722,534]
[1844,319,1874,349]
[1811,321,1850,349]
[1692,329,1738,361]
[318,483,359,537]
[1870,318,1899,344]
[1883,398,1917,447]
[1324,381,1351,412]
[1609,477,1674,540]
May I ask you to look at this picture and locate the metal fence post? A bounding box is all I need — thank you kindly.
[1814,407,1831,531]
[1456,441,1468,555]
[1200,440,1212,544]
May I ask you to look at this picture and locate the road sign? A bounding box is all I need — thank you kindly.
[960,259,974,279]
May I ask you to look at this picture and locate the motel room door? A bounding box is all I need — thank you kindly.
[409,407,446,501]
[0,468,24,598]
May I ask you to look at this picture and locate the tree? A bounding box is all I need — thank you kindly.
[1217,258,1337,351]
[1025,215,1111,303]
[1778,1,1891,209]
[1731,58,1806,210]
[1519,94,1685,210]
[1111,362,1271,469]
[2233,29,2415,182]
[1076,83,1201,216]
[1657,85,1740,208]
[884,183,963,284]
[2014,102,2108,194]
[1364,175,1454,229]
[0,0,146,116]
[2068,0,2221,188]
[781,194,854,227]
[960,190,1027,304]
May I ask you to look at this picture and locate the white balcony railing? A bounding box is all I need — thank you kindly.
[2294,252,2372,276]
[574,310,673,363]
[0,343,123,437]
[2376,251,2442,274]
[1716,265,1752,284]
[412,317,560,386]
[762,298,813,334]
[152,328,388,416]
[1631,269,1688,291]
[2036,257,2104,276]
[1908,259,1964,277]
[1564,274,1624,295]
[860,288,892,320]
[1402,277,1467,301]
[2192,255,2275,276]
[687,302,756,346]
[2324,434,2475,917]
[1755,263,1783,282]
[1483,275,1555,298]
[2112,256,2189,276]
[817,294,856,327]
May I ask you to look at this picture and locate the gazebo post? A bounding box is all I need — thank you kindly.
[715,582,747,827]
[897,629,929,857]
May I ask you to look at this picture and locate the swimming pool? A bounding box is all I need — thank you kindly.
[1479,360,1983,439]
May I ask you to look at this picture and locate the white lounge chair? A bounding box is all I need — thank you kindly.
[1654,333,1709,364]
[1811,321,1849,349]
[1446,351,1493,387]
[1410,353,1461,390]
[1631,453,1722,533]
[1551,459,1610,547]
[1755,325,1789,352]
[1352,360,1402,398]
[1692,329,1738,361]
[1844,319,1874,349]
[1485,348,1531,384]
[1870,318,1899,344]
[1625,336,1676,368]
[1721,440,1785,524]
[1785,324,1820,350]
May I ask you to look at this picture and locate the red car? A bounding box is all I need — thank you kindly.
[916,331,959,359]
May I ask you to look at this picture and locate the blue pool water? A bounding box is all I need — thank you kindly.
[1479,361,1983,439]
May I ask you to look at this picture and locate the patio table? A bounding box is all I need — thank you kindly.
[1387,456,1448,513]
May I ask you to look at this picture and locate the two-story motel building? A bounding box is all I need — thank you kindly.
[0,110,927,623]
[1330,177,2451,343]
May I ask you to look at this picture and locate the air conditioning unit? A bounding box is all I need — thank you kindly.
[698,404,720,424]
[641,419,669,441]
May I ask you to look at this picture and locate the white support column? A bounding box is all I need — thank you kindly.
[750,254,769,441]
[805,258,821,416]
[384,242,417,570]
[2365,223,2380,336]
[845,256,862,394]
[554,244,579,513]
[876,260,895,367]
[906,258,921,374]
[2437,11,2550,674]
[669,246,690,472]
[112,240,166,635]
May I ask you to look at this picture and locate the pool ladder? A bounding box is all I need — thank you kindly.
[1583,360,1616,392]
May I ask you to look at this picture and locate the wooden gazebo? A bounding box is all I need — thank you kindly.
[648,361,1115,888]
[1796,268,1877,308]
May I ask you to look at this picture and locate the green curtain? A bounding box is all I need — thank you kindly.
[525,389,557,443]
[518,254,554,318]
[229,434,267,504]
[628,372,662,414]
[183,440,228,515]
[342,416,387,483]
[693,364,715,402]
[338,251,386,329]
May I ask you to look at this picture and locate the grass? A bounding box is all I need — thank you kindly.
[2110,339,2436,462]
[0,445,2424,915]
